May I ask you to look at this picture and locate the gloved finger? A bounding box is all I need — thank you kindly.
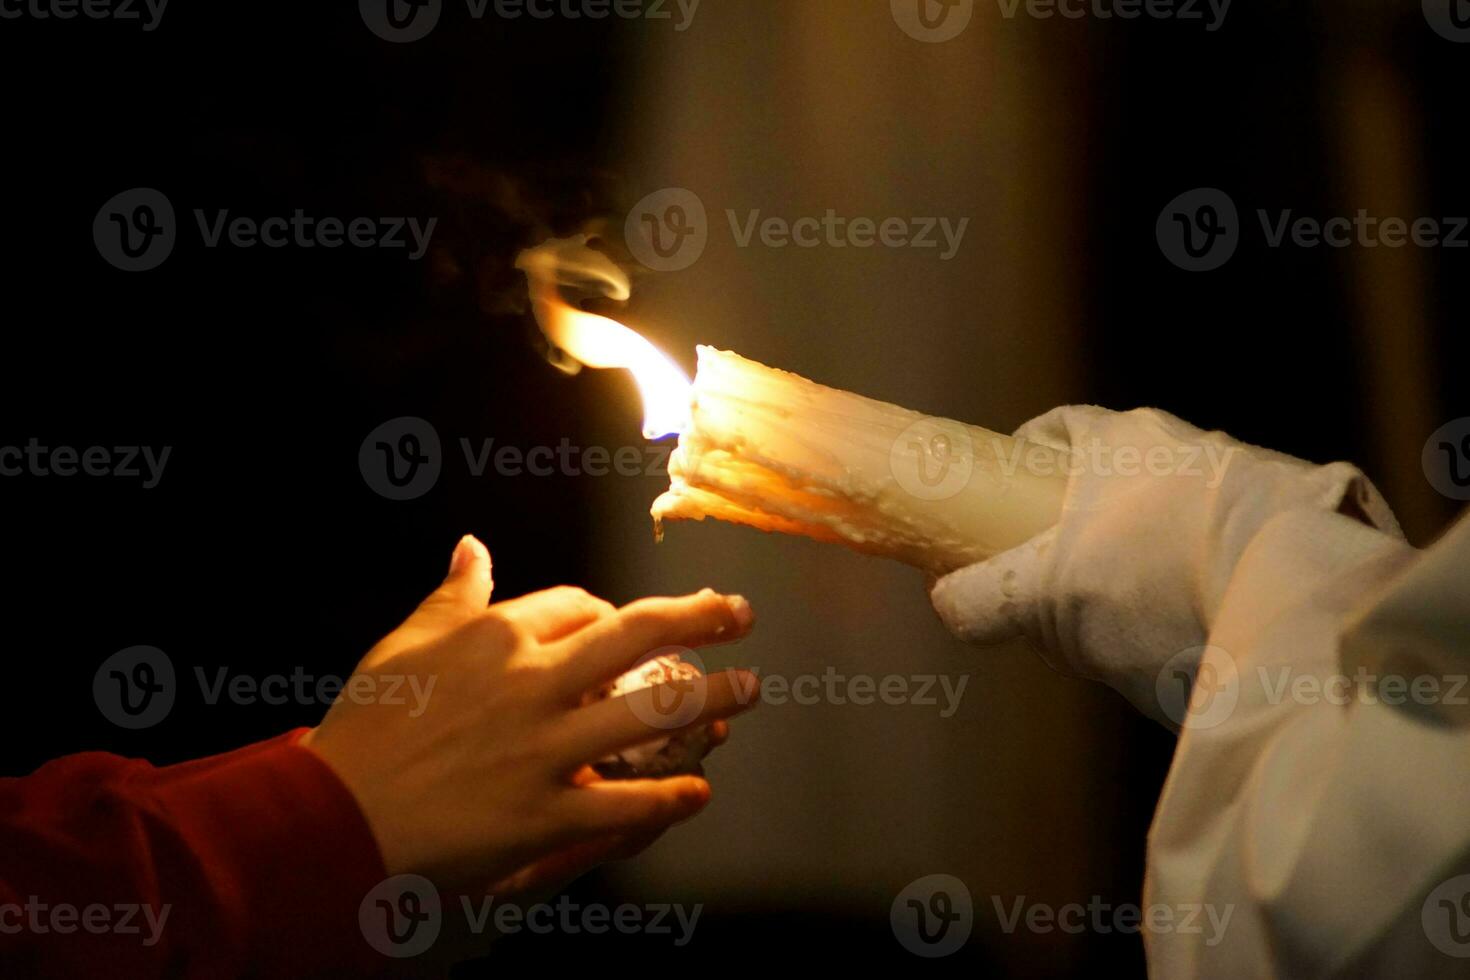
[1306,461,1402,536]
[1014,406,1224,519]
[930,525,1055,645]
[493,586,616,643]
[1012,403,1115,454]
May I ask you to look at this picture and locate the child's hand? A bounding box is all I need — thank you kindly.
[304,535,759,889]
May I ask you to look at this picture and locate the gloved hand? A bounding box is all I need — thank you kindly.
[929,406,1402,726]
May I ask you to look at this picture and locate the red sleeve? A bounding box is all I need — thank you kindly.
[0,730,389,978]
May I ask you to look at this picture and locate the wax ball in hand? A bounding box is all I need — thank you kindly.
[588,653,713,779]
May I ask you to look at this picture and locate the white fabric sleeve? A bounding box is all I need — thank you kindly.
[928,405,1470,975]
[1146,508,1470,977]
[929,405,1399,727]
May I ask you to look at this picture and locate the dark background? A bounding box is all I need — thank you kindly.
[0,1,1464,975]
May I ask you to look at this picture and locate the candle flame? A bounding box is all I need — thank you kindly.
[517,236,691,440]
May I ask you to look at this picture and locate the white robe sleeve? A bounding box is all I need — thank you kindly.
[1146,509,1470,977]
[927,405,1470,975]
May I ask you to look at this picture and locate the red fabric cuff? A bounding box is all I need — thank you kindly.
[143,729,388,976]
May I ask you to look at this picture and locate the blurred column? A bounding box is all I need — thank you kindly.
[1329,5,1456,542]
[580,0,1135,968]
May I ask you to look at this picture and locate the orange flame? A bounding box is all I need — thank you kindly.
[517,236,691,439]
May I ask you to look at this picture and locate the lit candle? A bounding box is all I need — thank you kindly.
[516,236,691,440]
[651,347,1068,576]
[518,237,1066,575]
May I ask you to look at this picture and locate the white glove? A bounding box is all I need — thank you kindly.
[929,405,1402,726]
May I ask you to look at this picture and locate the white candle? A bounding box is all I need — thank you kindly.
[513,238,1067,572]
[652,347,1068,576]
